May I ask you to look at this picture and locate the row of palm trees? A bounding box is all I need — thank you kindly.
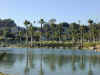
[23,19,45,47]
[21,18,100,47]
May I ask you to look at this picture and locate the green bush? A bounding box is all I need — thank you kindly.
[83,42,96,48]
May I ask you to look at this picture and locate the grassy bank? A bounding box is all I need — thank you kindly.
[84,42,100,47]
[83,42,100,50]
[0,41,77,48]
[0,40,100,50]
[32,41,74,48]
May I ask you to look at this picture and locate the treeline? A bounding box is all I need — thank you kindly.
[23,19,100,42]
[0,18,100,45]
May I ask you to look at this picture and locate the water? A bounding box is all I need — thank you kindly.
[0,48,100,75]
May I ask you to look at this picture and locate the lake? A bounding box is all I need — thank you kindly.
[0,48,100,75]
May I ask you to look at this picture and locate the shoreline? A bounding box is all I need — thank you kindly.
[0,45,99,51]
[0,41,100,51]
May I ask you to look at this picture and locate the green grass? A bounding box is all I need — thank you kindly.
[83,42,96,48]
[32,41,73,47]
[83,42,100,48]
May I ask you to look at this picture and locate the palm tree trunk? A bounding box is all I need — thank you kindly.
[40,23,43,47]
[90,30,92,42]
[20,36,21,43]
[59,32,61,41]
[99,32,100,42]
[81,28,84,48]
[72,32,75,44]
[93,32,95,43]
[41,23,42,40]
[26,32,28,47]
[31,35,33,47]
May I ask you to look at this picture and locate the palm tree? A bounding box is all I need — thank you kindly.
[24,20,31,75]
[18,31,22,43]
[39,19,45,42]
[96,23,100,41]
[70,24,75,44]
[70,23,80,44]
[43,23,50,40]
[54,31,59,41]
[58,23,62,41]
[24,20,30,46]
[29,23,34,47]
[88,19,95,42]
[80,25,84,48]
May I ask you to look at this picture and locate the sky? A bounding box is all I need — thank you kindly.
[0,0,100,27]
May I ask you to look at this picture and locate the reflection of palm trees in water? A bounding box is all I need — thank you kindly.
[24,48,30,75]
[80,56,85,70]
[88,56,93,75]
[71,55,76,72]
[24,48,44,75]
[88,63,93,75]
[39,53,44,75]
[29,48,33,75]
[24,48,34,75]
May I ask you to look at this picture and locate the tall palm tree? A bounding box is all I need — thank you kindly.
[29,23,34,47]
[88,19,95,42]
[24,20,30,46]
[58,23,62,41]
[24,20,31,75]
[18,31,22,43]
[39,19,45,42]
[96,23,100,41]
[43,23,50,40]
[80,25,84,48]
[70,23,75,44]
[70,23,79,44]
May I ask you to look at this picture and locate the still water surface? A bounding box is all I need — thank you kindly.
[0,48,100,75]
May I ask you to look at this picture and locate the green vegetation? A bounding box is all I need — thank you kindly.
[32,41,73,48]
[83,42,100,48]
[0,72,7,75]
[83,42,96,48]
[0,18,100,49]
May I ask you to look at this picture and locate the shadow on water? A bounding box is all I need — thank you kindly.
[0,52,16,67]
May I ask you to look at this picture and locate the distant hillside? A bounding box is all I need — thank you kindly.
[0,18,26,32]
[0,18,16,28]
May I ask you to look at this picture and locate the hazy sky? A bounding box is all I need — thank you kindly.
[0,0,100,27]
